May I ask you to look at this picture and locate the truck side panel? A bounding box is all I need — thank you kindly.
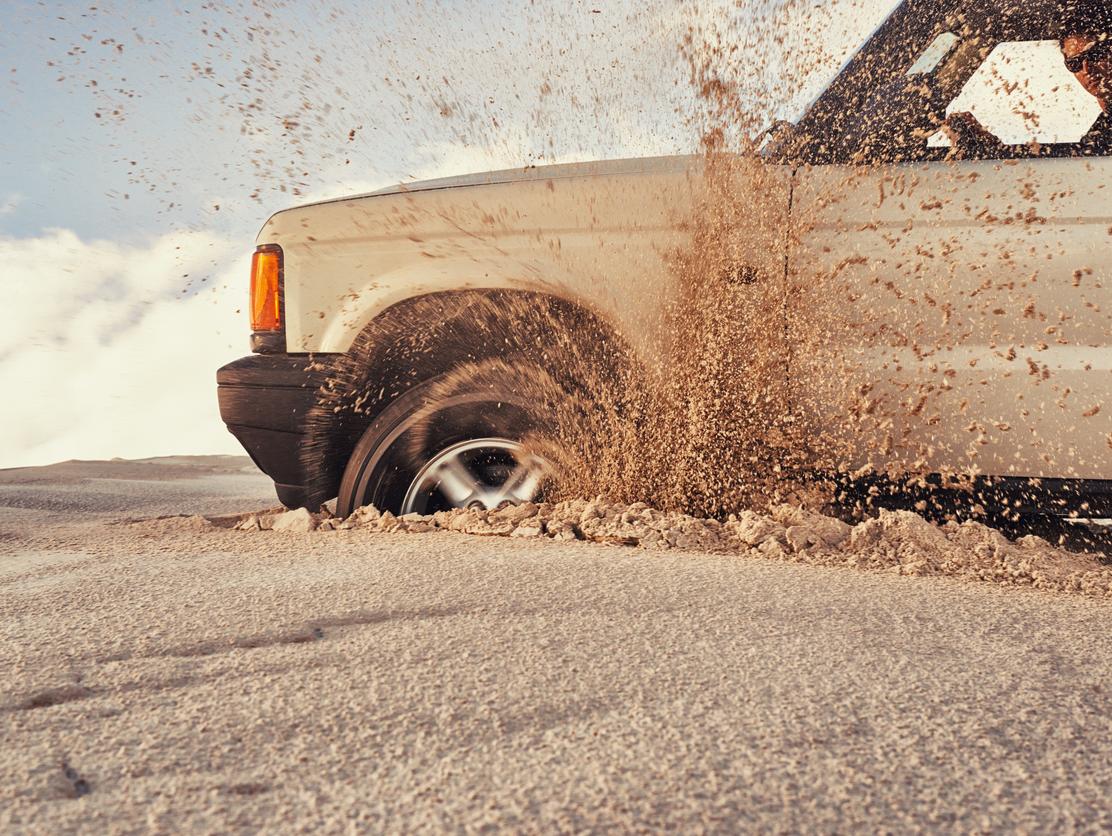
[791,158,1112,481]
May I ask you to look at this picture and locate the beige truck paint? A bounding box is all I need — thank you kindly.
[792,157,1112,480]
[260,156,793,367]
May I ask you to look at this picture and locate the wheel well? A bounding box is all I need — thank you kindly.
[299,289,634,507]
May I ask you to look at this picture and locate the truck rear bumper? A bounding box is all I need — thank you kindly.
[216,354,337,509]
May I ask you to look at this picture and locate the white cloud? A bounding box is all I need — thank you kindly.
[0,229,250,468]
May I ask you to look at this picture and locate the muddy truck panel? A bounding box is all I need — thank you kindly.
[792,157,1112,482]
[259,156,790,365]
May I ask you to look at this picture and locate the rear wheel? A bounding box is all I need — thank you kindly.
[336,373,555,518]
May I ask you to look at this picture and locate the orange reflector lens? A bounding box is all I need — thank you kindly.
[250,246,282,332]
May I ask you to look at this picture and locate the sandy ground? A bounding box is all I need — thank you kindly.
[3,457,1112,832]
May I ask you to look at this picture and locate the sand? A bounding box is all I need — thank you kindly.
[3,456,1112,832]
[233,497,1112,600]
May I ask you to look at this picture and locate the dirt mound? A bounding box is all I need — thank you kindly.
[229,500,1112,599]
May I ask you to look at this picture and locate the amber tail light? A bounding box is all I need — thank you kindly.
[250,244,283,332]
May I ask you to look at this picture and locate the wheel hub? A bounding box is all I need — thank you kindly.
[401,438,551,515]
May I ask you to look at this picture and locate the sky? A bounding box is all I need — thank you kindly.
[0,0,899,468]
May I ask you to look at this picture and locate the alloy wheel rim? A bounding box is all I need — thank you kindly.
[401,437,551,515]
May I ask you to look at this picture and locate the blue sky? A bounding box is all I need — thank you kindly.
[0,0,898,467]
[3,0,707,242]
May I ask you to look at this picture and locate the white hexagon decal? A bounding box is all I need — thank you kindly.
[929,40,1104,147]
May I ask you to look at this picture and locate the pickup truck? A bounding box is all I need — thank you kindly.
[218,0,1112,521]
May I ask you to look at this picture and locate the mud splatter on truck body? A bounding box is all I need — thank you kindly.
[216,0,1111,524]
